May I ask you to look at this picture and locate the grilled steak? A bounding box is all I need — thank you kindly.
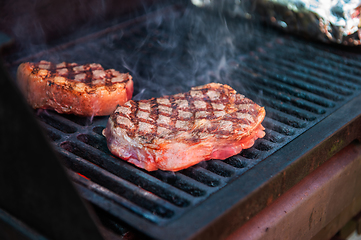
[103,83,266,171]
[16,60,134,116]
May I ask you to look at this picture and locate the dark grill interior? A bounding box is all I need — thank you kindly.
[3,2,361,239]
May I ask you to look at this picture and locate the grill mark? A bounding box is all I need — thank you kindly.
[133,98,162,143]
[67,62,75,80]
[217,130,235,136]
[135,108,151,123]
[177,113,194,121]
[224,115,254,126]
[196,115,219,121]
[236,109,253,115]
[166,91,235,104]
[114,84,262,141]
[244,105,263,119]
[206,122,219,133]
[150,98,160,122]
[49,62,56,73]
[112,108,132,130]
[169,96,178,131]
[29,61,131,97]
[199,88,210,101]
[221,98,237,120]
[84,65,91,81]
[138,108,157,143]
[111,111,122,128]
[129,101,139,137]
[31,67,39,74]
[104,69,114,85]
[235,97,252,105]
[216,86,229,100]
[113,122,132,131]
[202,90,215,120]
[184,91,196,133]
[150,97,164,140]
[51,64,63,77]
[231,118,255,127]
[47,63,63,78]
[137,133,157,144]
[208,93,219,121]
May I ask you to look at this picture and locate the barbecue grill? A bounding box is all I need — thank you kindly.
[1,0,361,239]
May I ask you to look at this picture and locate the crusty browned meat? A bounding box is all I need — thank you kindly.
[103,83,266,171]
[16,60,133,116]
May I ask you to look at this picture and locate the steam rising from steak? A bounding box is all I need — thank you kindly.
[103,83,265,171]
[4,2,262,106]
[16,60,133,116]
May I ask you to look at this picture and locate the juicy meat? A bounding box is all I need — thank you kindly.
[16,60,134,116]
[103,83,266,171]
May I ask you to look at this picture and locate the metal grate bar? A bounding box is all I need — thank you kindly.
[233,63,338,107]
[247,83,327,115]
[267,47,361,84]
[62,155,176,224]
[243,61,345,101]
[258,54,360,90]
[255,54,356,95]
[282,40,361,70]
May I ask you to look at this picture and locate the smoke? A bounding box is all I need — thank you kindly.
[111,1,258,99]
[4,0,259,99]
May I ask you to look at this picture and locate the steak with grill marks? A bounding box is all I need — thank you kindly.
[102,83,266,171]
[16,60,134,116]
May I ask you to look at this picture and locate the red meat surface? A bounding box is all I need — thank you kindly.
[103,83,266,171]
[17,60,133,116]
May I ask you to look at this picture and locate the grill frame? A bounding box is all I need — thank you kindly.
[2,2,361,239]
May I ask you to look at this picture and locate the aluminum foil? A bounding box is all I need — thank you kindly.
[192,0,361,46]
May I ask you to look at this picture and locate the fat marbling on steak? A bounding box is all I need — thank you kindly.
[17,60,133,116]
[103,83,266,171]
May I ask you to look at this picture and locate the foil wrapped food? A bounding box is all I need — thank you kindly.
[192,0,361,46]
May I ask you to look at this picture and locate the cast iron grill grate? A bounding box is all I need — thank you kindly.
[5,3,361,239]
[34,27,361,224]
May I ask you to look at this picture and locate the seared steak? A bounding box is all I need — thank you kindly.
[16,60,133,116]
[103,83,266,171]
